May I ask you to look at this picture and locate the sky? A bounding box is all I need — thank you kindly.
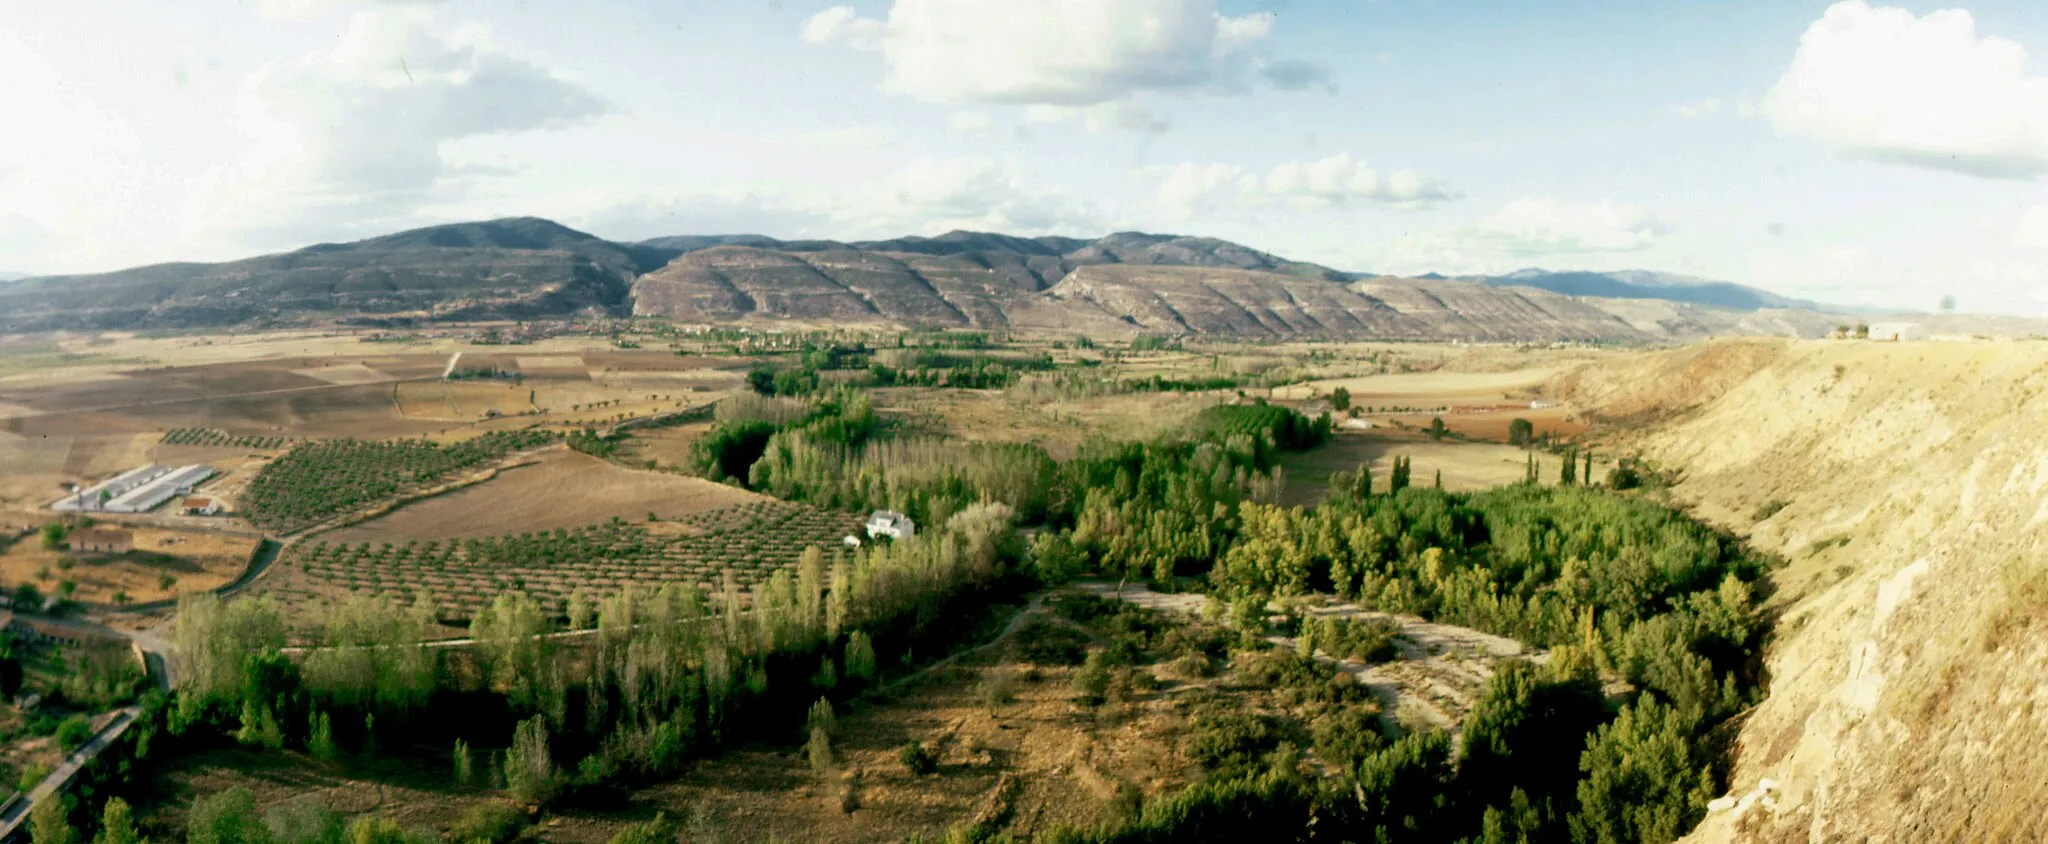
[7,0,2048,313]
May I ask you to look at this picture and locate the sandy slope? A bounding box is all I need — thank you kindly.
[1558,338,2048,842]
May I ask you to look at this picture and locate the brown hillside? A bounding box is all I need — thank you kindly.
[1563,339,2048,842]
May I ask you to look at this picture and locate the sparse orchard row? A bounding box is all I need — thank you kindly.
[243,430,559,533]
[161,427,296,450]
[271,499,862,619]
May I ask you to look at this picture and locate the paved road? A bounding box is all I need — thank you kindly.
[0,707,140,842]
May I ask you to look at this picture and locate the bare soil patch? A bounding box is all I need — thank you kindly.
[320,447,763,542]
[0,525,254,604]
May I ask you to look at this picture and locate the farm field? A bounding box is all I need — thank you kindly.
[874,388,1222,459]
[1274,429,1589,506]
[261,497,862,620]
[0,525,257,605]
[319,447,762,542]
[612,421,715,469]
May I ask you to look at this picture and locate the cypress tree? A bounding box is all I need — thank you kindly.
[1584,451,1595,486]
[1561,450,1576,486]
[1433,469,1442,490]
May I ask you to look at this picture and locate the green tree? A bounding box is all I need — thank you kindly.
[30,796,75,844]
[844,631,877,682]
[1329,387,1351,412]
[189,788,270,844]
[1570,699,1716,844]
[38,523,67,551]
[308,710,338,761]
[262,797,344,844]
[92,798,138,844]
[1507,418,1534,446]
[453,739,474,786]
[503,716,556,806]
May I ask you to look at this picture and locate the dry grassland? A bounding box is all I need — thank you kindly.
[878,389,1220,459]
[0,525,255,604]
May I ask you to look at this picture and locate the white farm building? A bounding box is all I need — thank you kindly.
[866,510,916,541]
[52,464,216,514]
[1866,322,1929,341]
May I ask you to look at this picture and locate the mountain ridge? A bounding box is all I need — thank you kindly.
[0,216,1944,341]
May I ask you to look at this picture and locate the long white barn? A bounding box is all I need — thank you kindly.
[52,464,216,514]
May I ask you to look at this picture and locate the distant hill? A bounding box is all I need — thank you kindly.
[1472,268,1831,312]
[0,216,1969,341]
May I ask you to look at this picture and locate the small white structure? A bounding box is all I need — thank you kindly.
[1341,417,1375,430]
[183,496,222,516]
[51,464,216,514]
[1529,399,1560,409]
[1866,322,1928,341]
[842,534,863,548]
[865,510,916,541]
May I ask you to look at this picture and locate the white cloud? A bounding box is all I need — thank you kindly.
[846,157,1098,233]
[801,5,886,49]
[187,8,607,246]
[0,34,155,271]
[2016,205,2048,249]
[668,157,1093,238]
[1764,1,2048,178]
[1393,199,1670,271]
[1022,99,1171,134]
[1254,153,1453,208]
[765,123,899,151]
[1151,153,1454,216]
[1157,162,1244,217]
[801,0,1286,106]
[947,110,999,135]
[1213,12,1275,57]
[1470,199,1669,255]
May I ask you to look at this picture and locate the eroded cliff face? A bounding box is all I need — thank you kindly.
[1558,339,2048,842]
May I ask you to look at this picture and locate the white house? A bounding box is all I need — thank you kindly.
[1866,322,1928,341]
[866,510,915,541]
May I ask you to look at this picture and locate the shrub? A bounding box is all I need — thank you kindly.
[1015,620,1089,666]
[1184,706,1282,779]
[1751,499,1789,521]
[606,813,676,844]
[899,741,938,776]
[447,803,526,844]
[1072,650,1114,706]
[1314,616,1401,664]
[54,715,92,752]
[977,672,1017,712]
[1311,704,1386,771]
[16,761,50,793]
[806,727,834,777]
